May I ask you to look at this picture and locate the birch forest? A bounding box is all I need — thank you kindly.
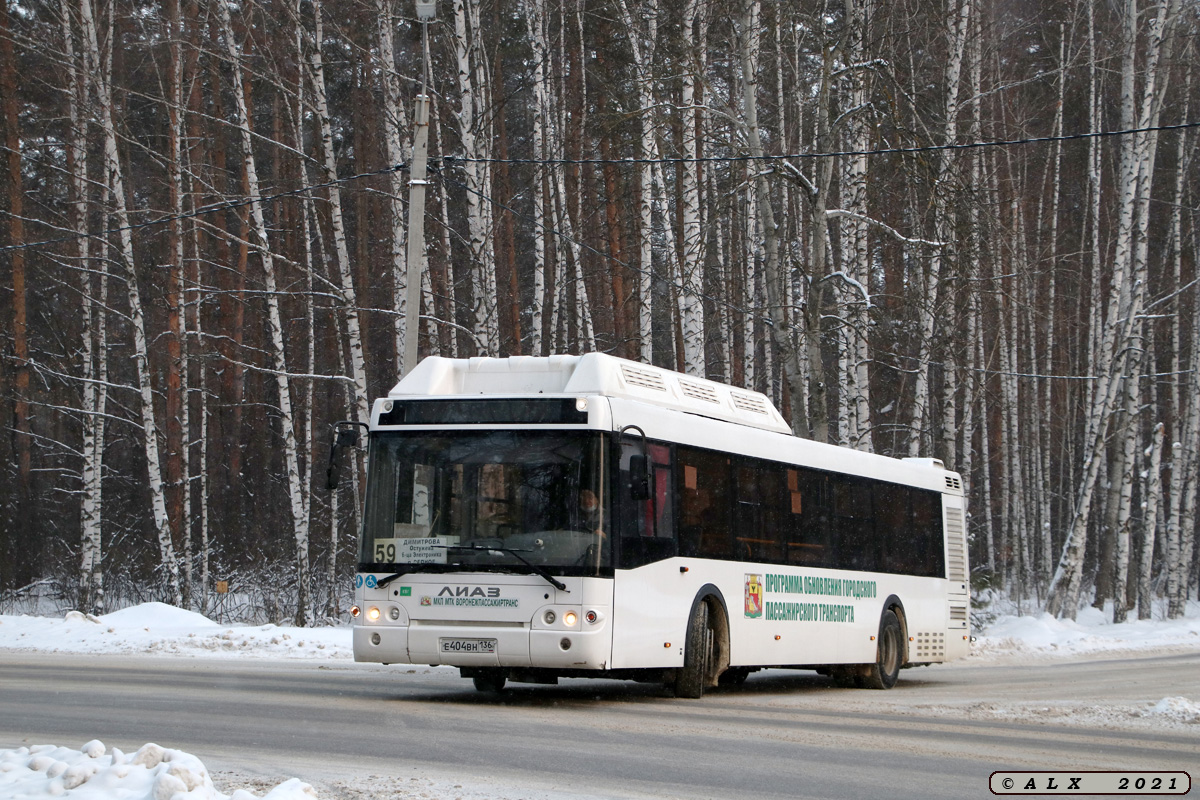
[1,0,1197,625]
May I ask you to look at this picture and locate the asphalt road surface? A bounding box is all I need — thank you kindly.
[1,651,1197,799]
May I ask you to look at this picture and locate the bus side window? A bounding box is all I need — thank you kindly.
[787,468,829,567]
[831,477,877,571]
[677,446,731,560]
[617,441,676,568]
[648,443,674,541]
[911,490,946,578]
[733,459,784,563]
[875,482,912,574]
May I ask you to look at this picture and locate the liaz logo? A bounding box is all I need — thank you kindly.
[438,586,501,598]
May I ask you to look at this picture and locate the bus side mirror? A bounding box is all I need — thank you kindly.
[629,454,650,500]
[326,421,367,491]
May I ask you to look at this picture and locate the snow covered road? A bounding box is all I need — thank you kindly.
[2,603,1198,799]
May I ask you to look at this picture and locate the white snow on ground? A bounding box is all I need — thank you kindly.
[1,599,1198,797]
[0,741,314,800]
[0,602,352,659]
[970,600,1200,662]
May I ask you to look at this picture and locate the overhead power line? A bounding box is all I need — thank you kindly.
[2,120,1197,257]
[0,163,406,255]
[444,120,1200,166]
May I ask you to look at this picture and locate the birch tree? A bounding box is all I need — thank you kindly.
[80,0,182,605]
[1046,0,1181,619]
[376,0,412,374]
[60,0,104,613]
[216,0,312,625]
[452,0,497,354]
[616,0,661,362]
[905,0,971,458]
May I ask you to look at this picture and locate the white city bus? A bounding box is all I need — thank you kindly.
[346,354,969,696]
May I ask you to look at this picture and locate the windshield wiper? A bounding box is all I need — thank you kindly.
[437,545,568,593]
[377,571,407,589]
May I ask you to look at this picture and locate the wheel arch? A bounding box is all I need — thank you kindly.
[880,594,909,666]
[689,584,731,680]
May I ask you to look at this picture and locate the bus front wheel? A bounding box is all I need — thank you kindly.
[860,609,903,690]
[674,601,715,698]
[472,669,507,693]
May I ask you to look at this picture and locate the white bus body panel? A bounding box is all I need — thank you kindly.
[611,560,957,670]
[354,573,615,670]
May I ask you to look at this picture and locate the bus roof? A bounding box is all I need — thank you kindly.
[388,354,793,434]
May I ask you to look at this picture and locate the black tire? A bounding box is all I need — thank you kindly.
[472,669,507,693]
[673,601,713,698]
[829,665,861,688]
[860,609,903,690]
[718,666,750,686]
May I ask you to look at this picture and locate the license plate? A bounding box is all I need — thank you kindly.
[439,637,497,654]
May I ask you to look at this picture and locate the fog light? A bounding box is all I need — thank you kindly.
[585,610,598,624]
[350,605,361,618]
[543,610,556,625]
[389,606,401,621]
[560,638,572,651]
[563,611,578,627]
[370,632,381,645]
[367,606,381,622]
[382,400,393,412]
[575,397,588,412]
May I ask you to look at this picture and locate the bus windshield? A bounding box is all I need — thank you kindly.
[360,430,609,576]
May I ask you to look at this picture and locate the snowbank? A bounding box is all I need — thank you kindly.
[0,741,314,800]
[970,600,1200,662]
[0,603,351,660]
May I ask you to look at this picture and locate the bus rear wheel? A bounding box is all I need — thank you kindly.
[472,669,507,693]
[674,601,715,698]
[860,609,903,690]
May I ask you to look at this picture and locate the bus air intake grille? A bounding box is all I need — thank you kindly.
[944,507,968,583]
[620,364,667,392]
[945,475,962,491]
[914,631,945,659]
[949,602,969,628]
[679,379,721,404]
[730,392,768,414]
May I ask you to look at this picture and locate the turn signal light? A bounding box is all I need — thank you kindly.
[350,605,361,618]
[585,610,598,624]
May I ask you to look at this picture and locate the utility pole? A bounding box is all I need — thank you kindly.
[403,0,435,375]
